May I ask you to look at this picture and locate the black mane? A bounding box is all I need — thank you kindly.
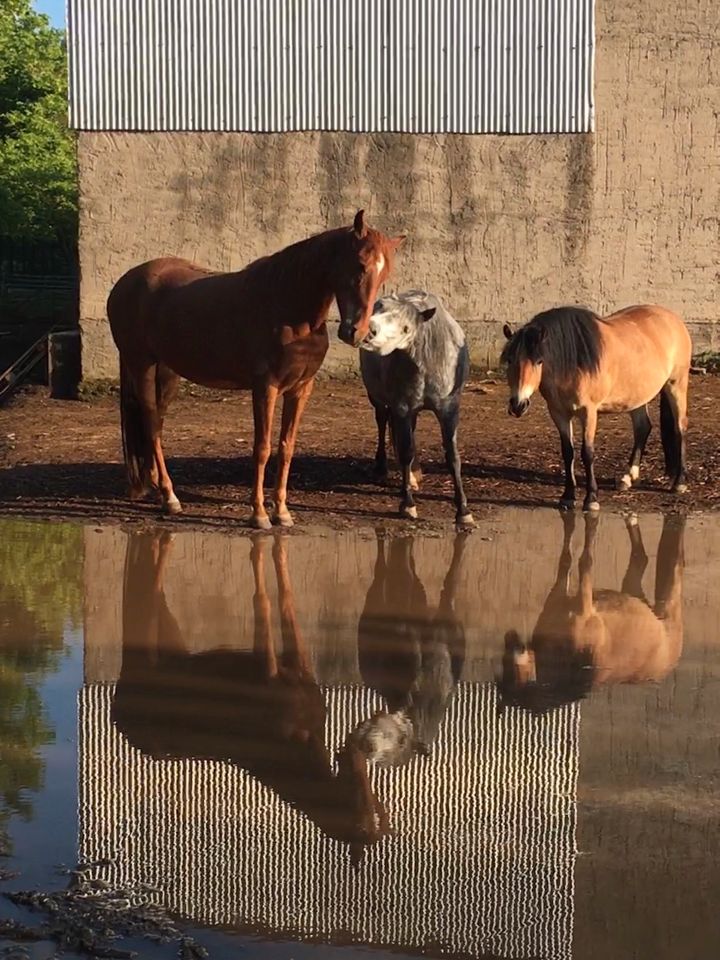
[501,306,602,378]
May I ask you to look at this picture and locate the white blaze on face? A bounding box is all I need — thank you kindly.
[374,253,385,276]
[516,383,535,402]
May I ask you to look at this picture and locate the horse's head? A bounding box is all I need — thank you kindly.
[360,292,436,356]
[336,210,405,347]
[496,628,595,715]
[352,710,416,767]
[334,730,392,862]
[501,321,546,417]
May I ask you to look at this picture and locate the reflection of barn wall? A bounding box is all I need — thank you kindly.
[78,683,579,959]
[83,510,715,686]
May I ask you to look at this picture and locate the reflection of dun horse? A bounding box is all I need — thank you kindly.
[498,513,685,713]
[107,211,403,527]
[112,532,389,863]
[354,533,468,765]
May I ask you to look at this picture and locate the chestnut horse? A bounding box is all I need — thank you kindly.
[107,211,404,527]
[112,530,389,865]
[498,512,685,713]
[502,305,691,511]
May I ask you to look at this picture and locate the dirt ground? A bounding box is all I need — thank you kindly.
[1,374,719,531]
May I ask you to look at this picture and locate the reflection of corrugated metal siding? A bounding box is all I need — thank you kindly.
[79,682,580,958]
[67,0,594,133]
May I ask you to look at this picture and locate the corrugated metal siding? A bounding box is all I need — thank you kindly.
[79,682,580,958]
[67,0,594,133]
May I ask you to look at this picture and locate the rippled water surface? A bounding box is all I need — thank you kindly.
[0,510,718,959]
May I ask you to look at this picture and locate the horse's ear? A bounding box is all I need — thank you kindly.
[353,209,367,238]
[503,323,514,341]
[419,307,436,322]
[388,234,406,251]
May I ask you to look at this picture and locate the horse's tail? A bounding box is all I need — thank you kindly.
[120,361,154,497]
[660,387,680,478]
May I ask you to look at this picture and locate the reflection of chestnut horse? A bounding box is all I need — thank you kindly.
[112,532,389,863]
[354,533,468,765]
[498,513,685,713]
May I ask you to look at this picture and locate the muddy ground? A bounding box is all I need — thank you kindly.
[1,374,719,531]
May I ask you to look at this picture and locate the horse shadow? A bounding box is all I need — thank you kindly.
[0,454,391,506]
[496,512,686,714]
[351,531,469,764]
[111,530,389,866]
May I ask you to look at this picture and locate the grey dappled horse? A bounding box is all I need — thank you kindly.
[359,290,473,525]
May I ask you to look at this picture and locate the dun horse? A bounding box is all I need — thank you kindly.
[354,532,467,765]
[497,512,685,713]
[107,211,404,527]
[360,290,473,524]
[112,531,389,864]
[502,305,691,510]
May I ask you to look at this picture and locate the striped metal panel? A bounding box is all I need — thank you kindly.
[67,0,595,133]
[79,682,580,958]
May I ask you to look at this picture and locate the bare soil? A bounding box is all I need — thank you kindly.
[1,375,719,531]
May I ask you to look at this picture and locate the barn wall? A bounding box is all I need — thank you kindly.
[78,0,720,379]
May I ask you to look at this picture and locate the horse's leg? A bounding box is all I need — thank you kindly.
[251,536,277,678]
[394,413,418,519]
[135,365,181,514]
[618,406,652,491]
[662,375,689,493]
[410,412,422,491]
[251,381,279,529]
[437,403,474,525]
[579,406,600,512]
[549,409,576,510]
[621,514,649,601]
[272,378,314,527]
[654,515,685,623]
[372,401,389,481]
[150,365,182,514]
[578,512,599,615]
[273,535,314,680]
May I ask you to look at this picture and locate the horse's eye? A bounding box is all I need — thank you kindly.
[403,325,409,334]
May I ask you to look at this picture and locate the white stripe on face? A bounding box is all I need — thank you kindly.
[375,254,385,276]
[517,383,535,402]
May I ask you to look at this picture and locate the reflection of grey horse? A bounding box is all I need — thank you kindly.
[354,533,468,767]
[359,290,473,525]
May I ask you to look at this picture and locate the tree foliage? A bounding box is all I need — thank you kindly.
[0,0,77,253]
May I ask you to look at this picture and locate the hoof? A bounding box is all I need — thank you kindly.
[617,475,632,492]
[273,511,294,528]
[400,504,418,520]
[250,514,272,530]
[559,498,576,512]
[409,472,421,492]
[457,512,475,527]
[673,482,688,495]
[625,511,639,526]
[583,499,601,513]
[162,495,182,516]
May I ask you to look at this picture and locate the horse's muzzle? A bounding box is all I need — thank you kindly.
[509,398,530,418]
[338,321,362,347]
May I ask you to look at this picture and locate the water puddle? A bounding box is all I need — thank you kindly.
[1,510,719,959]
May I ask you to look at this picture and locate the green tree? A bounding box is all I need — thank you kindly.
[0,0,77,256]
[0,520,83,852]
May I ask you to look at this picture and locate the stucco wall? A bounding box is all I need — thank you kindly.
[78,0,720,380]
